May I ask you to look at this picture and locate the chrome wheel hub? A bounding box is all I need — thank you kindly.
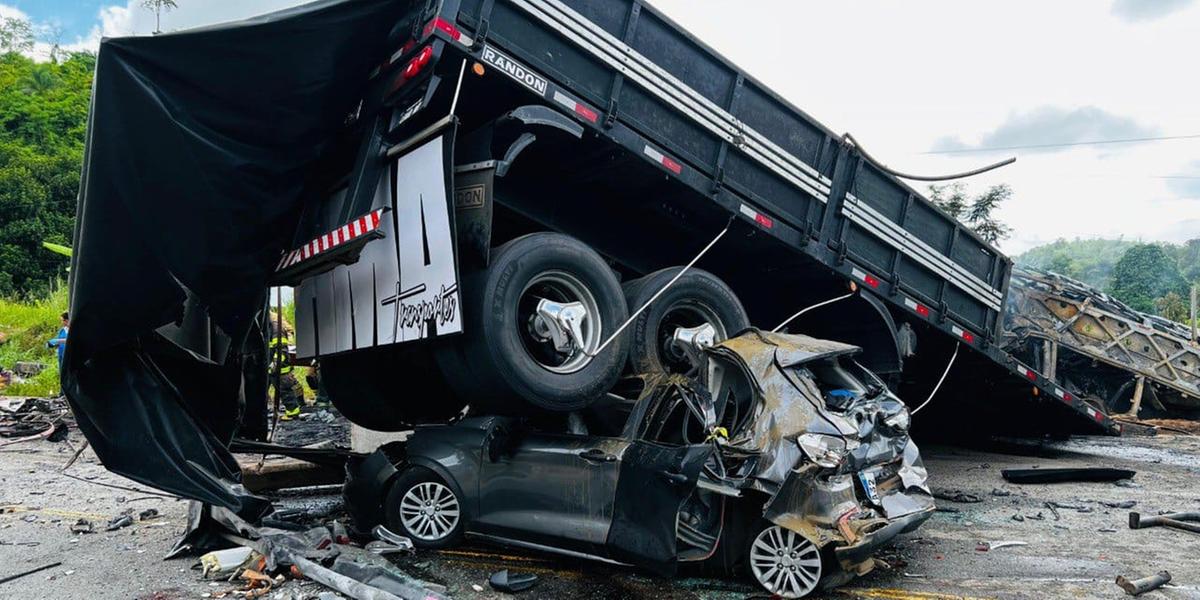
[519,271,602,374]
[750,526,822,598]
[399,482,460,541]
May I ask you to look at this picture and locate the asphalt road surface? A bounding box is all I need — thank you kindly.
[2,424,1198,599]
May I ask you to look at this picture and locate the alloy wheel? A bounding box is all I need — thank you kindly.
[399,481,461,541]
[749,525,822,598]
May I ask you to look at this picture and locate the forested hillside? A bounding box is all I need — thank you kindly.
[1017,238,1199,321]
[0,51,94,297]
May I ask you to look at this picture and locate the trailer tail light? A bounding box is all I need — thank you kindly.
[424,17,462,42]
[390,45,435,92]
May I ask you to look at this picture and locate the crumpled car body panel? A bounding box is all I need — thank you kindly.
[704,329,935,573]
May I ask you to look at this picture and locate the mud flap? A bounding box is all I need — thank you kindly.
[605,441,713,575]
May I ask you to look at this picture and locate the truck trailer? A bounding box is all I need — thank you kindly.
[65,0,1138,550]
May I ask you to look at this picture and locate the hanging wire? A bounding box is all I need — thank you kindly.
[843,132,1015,182]
[585,218,733,358]
[911,342,960,416]
[771,292,857,333]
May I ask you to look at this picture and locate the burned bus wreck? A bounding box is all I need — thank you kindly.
[346,330,933,598]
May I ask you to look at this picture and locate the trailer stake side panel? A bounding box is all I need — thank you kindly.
[441,0,1117,434]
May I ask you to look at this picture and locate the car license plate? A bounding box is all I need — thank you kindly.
[858,471,881,505]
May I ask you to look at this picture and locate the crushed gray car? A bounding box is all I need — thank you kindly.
[348,329,934,598]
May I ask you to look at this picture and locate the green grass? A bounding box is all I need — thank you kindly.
[0,286,68,396]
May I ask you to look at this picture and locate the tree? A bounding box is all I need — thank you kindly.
[0,52,94,297]
[928,183,1013,244]
[1108,243,1189,313]
[1154,291,1189,323]
[141,0,180,34]
[0,17,34,55]
[1046,253,1078,278]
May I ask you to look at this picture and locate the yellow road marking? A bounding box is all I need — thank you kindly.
[844,588,993,600]
[1,505,109,522]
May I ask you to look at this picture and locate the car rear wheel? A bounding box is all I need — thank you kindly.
[747,524,823,599]
[622,268,749,374]
[436,232,629,413]
[385,466,464,549]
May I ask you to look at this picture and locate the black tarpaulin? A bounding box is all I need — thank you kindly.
[65,0,413,517]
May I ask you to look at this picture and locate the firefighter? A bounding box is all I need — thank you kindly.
[268,311,304,421]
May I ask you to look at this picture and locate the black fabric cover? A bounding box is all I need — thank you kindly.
[65,0,412,517]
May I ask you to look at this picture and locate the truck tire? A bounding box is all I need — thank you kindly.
[322,345,466,431]
[436,232,630,413]
[623,267,749,374]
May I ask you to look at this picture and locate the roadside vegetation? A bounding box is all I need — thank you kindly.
[0,286,67,396]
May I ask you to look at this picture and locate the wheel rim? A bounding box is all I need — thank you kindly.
[749,526,822,599]
[399,481,460,541]
[518,270,602,374]
[658,299,727,373]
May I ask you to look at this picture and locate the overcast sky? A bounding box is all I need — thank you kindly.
[4,0,1198,254]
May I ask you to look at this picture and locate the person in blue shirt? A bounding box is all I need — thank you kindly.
[46,311,69,368]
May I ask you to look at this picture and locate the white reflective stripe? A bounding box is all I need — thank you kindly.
[903,298,918,310]
[643,145,665,163]
[525,0,831,187]
[850,267,867,281]
[1054,387,1065,398]
[1017,365,1031,377]
[510,0,830,202]
[843,193,1003,311]
[352,220,362,236]
[552,90,576,111]
[739,204,758,220]
[1087,407,1098,419]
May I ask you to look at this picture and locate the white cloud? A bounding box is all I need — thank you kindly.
[1111,0,1196,21]
[932,106,1160,155]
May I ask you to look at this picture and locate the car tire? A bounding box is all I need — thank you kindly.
[744,523,824,599]
[385,466,464,549]
[622,267,749,374]
[322,345,466,431]
[436,232,629,413]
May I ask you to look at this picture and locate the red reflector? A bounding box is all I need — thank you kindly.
[574,103,598,123]
[1063,392,1073,402]
[1093,411,1105,423]
[662,156,683,175]
[1025,369,1037,381]
[915,304,930,317]
[754,213,774,229]
[424,17,461,41]
[863,275,880,288]
[962,331,975,343]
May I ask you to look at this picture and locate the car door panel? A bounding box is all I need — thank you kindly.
[474,433,628,554]
[605,441,713,575]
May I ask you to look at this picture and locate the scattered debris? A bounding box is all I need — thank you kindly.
[1011,514,1025,522]
[991,488,1012,497]
[1044,502,1061,521]
[69,519,94,534]
[1115,570,1171,596]
[138,508,160,521]
[933,489,982,503]
[1129,511,1200,535]
[1098,528,1117,533]
[1001,468,1136,484]
[976,540,1027,552]
[489,569,539,593]
[199,546,257,579]
[106,514,134,531]
[0,561,63,585]
[1102,500,1137,509]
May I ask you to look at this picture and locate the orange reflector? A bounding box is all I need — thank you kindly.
[472,62,485,76]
